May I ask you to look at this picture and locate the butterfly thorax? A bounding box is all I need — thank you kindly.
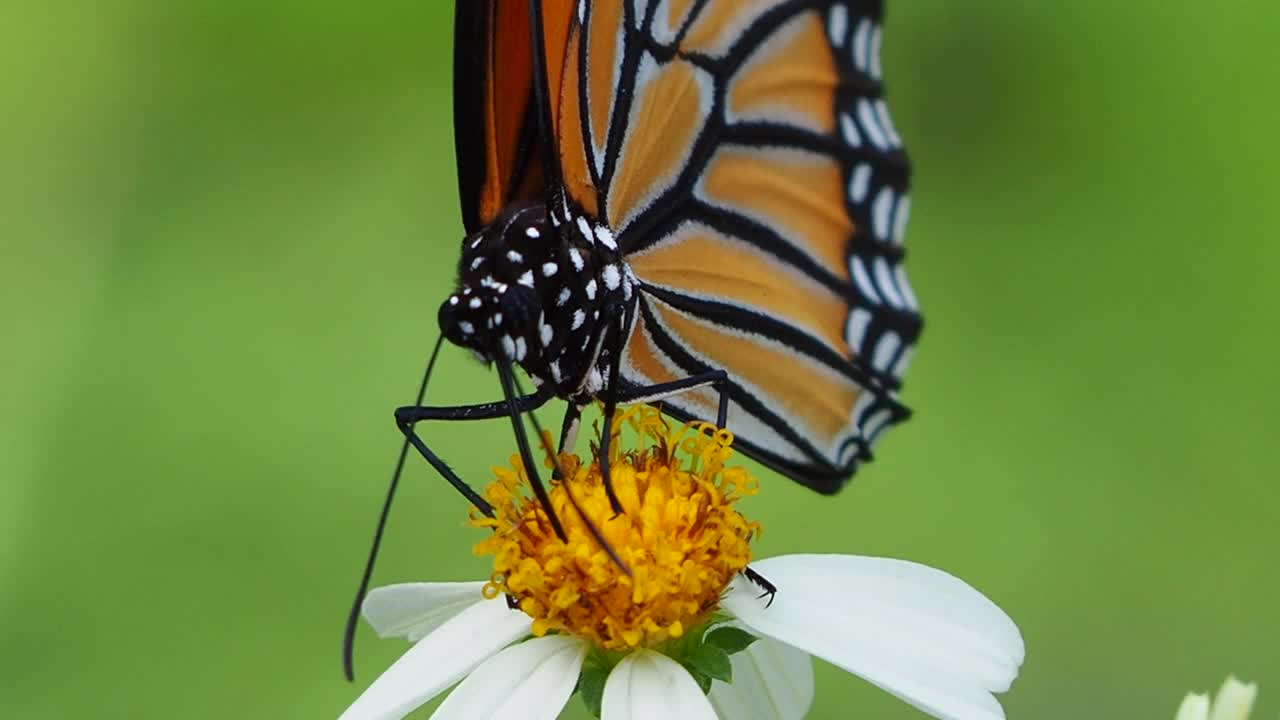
[438,202,633,397]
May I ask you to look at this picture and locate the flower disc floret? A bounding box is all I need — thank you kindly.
[471,406,761,650]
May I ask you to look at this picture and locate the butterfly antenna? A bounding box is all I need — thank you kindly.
[512,375,630,575]
[341,335,446,682]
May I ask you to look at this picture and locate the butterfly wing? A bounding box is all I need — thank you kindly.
[453,1,577,233]
[556,1,921,491]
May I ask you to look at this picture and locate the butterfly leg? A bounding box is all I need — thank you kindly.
[594,303,635,515]
[553,401,585,477]
[742,566,777,608]
[615,370,731,429]
[344,385,556,682]
[394,387,553,518]
[596,307,733,513]
[616,373,798,614]
[589,369,733,515]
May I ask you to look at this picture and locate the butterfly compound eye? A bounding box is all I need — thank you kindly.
[438,294,468,346]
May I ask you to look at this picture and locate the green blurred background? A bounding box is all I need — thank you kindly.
[3,1,1277,718]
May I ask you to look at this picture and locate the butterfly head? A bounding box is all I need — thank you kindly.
[438,204,559,366]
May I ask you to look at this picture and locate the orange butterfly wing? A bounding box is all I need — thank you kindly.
[453,1,576,233]
[555,1,920,490]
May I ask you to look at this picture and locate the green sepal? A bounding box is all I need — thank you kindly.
[575,617,763,713]
[578,647,631,719]
[704,626,758,655]
[683,642,733,685]
[686,667,714,695]
[578,656,610,719]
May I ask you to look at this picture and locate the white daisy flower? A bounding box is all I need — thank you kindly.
[1176,676,1258,720]
[341,407,1024,720]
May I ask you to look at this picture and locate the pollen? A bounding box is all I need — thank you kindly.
[471,405,761,650]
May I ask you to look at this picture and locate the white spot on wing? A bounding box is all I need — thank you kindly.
[863,407,894,444]
[851,390,875,426]
[840,113,862,148]
[872,187,895,240]
[857,98,888,150]
[892,346,914,380]
[873,256,904,308]
[852,18,871,72]
[518,270,535,288]
[828,5,848,47]
[542,262,559,277]
[892,194,911,245]
[572,309,586,330]
[569,248,585,271]
[850,256,881,304]
[838,442,860,468]
[869,25,884,80]
[874,100,901,147]
[894,265,919,310]
[849,163,872,203]
[872,331,901,373]
[845,308,872,351]
[585,279,598,300]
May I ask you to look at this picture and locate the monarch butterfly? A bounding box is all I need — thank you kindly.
[343,0,920,678]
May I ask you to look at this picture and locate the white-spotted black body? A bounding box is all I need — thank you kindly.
[438,202,632,399]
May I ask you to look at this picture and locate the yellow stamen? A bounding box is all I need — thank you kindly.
[471,404,761,650]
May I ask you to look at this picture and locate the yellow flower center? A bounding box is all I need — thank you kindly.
[471,405,761,650]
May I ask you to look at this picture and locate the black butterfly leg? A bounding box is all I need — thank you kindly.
[554,402,585,477]
[595,293,732,514]
[742,566,777,608]
[615,370,731,428]
[394,386,553,518]
[597,339,627,515]
[616,372,777,605]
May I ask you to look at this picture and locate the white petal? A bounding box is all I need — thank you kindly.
[723,554,1025,720]
[1209,676,1257,720]
[1176,693,1211,720]
[362,582,488,641]
[431,636,587,720]
[602,649,717,720]
[708,635,813,720]
[339,598,530,720]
